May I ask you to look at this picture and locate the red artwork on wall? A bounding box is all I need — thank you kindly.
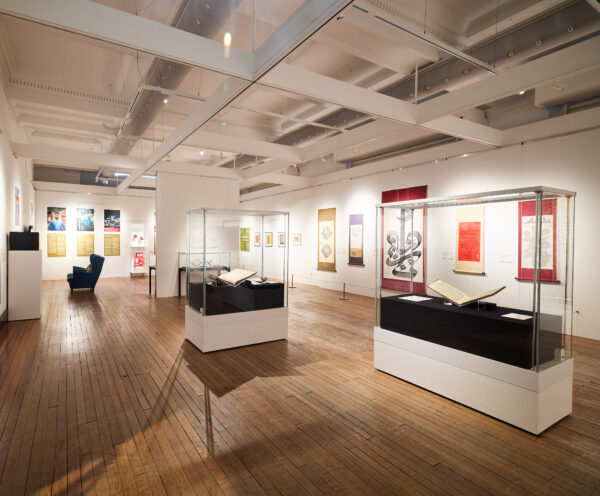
[458,222,481,262]
[134,252,145,268]
[518,199,557,282]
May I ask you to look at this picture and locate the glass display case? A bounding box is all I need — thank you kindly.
[186,208,289,316]
[374,186,575,434]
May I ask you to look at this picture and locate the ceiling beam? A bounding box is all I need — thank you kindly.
[186,130,304,162]
[585,0,600,15]
[417,36,600,124]
[259,64,502,146]
[10,142,144,170]
[0,0,254,79]
[117,77,250,192]
[260,63,418,124]
[241,173,312,189]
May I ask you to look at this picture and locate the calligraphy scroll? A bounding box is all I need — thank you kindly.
[455,206,485,274]
[317,208,336,271]
[518,199,557,281]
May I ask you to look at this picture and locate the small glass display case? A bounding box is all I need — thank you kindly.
[374,186,575,434]
[185,208,290,352]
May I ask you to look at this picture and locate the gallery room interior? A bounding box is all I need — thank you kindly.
[0,0,599,494]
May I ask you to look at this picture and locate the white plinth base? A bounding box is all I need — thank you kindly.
[186,305,288,352]
[374,327,573,434]
[8,250,42,321]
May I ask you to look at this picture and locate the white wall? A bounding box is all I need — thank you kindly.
[35,188,155,280]
[245,128,600,341]
[155,172,239,298]
[0,130,36,320]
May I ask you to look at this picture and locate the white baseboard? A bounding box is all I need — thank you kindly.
[186,305,288,352]
[374,327,572,434]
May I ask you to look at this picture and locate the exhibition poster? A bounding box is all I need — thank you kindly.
[254,232,261,247]
[455,206,485,274]
[518,199,557,281]
[77,208,94,231]
[317,208,336,271]
[76,233,94,257]
[349,213,364,266]
[104,234,120,256]
[47,207,66,231]
[381,186,427,293]
[240,227,250,251]
[292,233,302,246]
[134,252,145,268]
[47,233,66,257]
[104,209,120,232]
[278,232,286,247]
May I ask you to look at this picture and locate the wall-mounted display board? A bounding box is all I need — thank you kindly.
[455,206,485,274]
[47,207,66,231]
[104,209,120,232]
[104,234,120,256]
[77,208,94,231]
[349,214,364,266]
[47,233,66,257]
[317,208,336,271]
[381,186,427,294]
[518,199,557,282]
[76,233,94,257]
[240,227,250,251]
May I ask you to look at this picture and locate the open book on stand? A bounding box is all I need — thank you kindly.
[215,268,257,286]
[428,279,505,307]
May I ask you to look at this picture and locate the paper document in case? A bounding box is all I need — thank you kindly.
[217,268,257,286]
[428,279,505,307]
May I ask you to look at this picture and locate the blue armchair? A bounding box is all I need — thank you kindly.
[67,254,105,293]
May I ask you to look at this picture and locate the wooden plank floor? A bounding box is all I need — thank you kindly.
[0,277,599,495]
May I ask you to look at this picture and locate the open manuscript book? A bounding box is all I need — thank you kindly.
[215,268,256,286]
[428,279,505,307]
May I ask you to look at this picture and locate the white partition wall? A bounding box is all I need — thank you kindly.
[155,172,239,298]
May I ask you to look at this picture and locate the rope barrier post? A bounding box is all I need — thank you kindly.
[289,274,296,289]
[339,282,350,301]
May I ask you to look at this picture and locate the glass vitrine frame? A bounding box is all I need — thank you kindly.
[186,208,290,316]
[375,186,575,372]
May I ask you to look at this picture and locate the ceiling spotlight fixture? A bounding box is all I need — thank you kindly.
[221,121,227,126]
[536,40,542,46]
[200,150,205,156]
[567,26,574,32]
[518,90,526,95]
[336,14,344,21]
[114,172,129,177]
[223,32,232,48]
[141,175,156,179]
[461,153,469,158]
[507,50,514,57]
[463,69,470,76]
[424,84,431,91]
[163,97,168,104]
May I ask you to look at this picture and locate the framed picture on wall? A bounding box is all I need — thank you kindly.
[265,232,273,247]
[47,207,67,231]
[254,232,261,247]
[292,233,301,246]
[278,232,286,247]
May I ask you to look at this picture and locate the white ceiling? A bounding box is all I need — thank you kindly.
[0,0,599,195]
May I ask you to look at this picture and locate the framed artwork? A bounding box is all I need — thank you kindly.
[240,227,250,251]
[14,185,20,227]
[104,234,120,256]
[455,206,485,274]
[47,233,66,257]
[317,208,336,271]
[518,199,557,282]
[292,233,302,246]
[134,252,145,267]
[77,208,94,231]
[349,214,364,266]
[381,186,427,293]
[47,207,67,231]
[265,232,273,247]
[76,233,94,256]
[254,232,261,247]
[104,209,120,232]
[278,232,286,247]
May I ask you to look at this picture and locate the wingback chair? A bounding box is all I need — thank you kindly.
[67,253,105,293]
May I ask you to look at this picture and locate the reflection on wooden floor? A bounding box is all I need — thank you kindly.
[0,277,599,495]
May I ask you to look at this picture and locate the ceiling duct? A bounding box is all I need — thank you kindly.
[226,0,600,170]
[111,0,244,156]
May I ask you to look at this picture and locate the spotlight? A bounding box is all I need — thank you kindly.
[518,90,526,95]
[223,32,232,48]
[163,97,168,104]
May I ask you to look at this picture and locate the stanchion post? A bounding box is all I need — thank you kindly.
[339,282,350,301]
[289,274,296,289]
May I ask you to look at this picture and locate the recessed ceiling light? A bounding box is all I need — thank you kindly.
[518,90,526,95]
[223,32,232,48]
[461,154,469,158]
[163,97,168,104]
[200,150,205,156]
